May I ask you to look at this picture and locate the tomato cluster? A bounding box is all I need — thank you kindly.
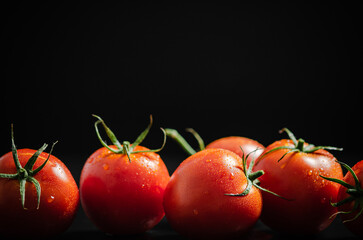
[0,118,361,238]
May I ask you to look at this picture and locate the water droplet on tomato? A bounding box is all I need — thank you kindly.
[321,197,327,204]
[230,172,235,180]
[205,159,211,163]
[103,164,109,170]
[308,170,313,176]
[47,196,55,203]
[193,209,199,215]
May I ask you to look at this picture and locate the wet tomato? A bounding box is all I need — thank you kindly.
[0,127,79,238]
[80,115,170,235]
[254,128,343,235]
[163,148,263,238]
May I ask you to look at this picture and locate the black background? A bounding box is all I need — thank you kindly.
[1,2,362,239]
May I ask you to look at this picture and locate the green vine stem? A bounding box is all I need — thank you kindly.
[185,128,205,151]
[164,128,198,155]
[260,128,343,162]
[0,125,57,209]
[92,115,166,162]
[320,161,363,223]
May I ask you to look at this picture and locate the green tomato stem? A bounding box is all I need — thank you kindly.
[165,128,197,156]
[92,115,166,162]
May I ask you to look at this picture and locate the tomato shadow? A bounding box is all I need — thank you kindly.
[54,230,186,240]
[244,219,357,240]
[245,229,357,240]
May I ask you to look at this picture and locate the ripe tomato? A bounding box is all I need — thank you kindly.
[206,136,264,166]
[254,128,343,234]
[80,115,170,235]
[321,160,363,237]
[163,148,264,238]
[0,127,79,238]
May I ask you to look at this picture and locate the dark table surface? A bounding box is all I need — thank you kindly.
[52,153,359,240]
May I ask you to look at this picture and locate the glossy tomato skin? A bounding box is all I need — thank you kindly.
[254,139,343,235]
[80,145,170,235]
[0,149,79,238]
[206,136,264,166]
[163,148,262,239]
[337,160,363,237]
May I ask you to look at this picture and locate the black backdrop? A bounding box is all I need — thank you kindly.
[1,2,362,163]
[1,2,363,239]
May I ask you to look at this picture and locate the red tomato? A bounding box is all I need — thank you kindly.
[321,160,363,237]
[206,136,264,166]
[254,129,343,235]
[163,148,262,238]
[80,115,170,235]
[80,145,170,235]
[0,147,79,238]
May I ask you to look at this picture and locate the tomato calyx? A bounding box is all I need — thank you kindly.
[92,115,166,162]
[320,161,363,223]
[225,148,290,200]
[260,128,343,162]
[0,125,57,209]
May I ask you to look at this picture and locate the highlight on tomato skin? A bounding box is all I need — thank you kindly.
[79,115,170,235]
[0,127,80,239]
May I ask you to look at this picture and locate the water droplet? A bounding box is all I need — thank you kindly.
[280,163,287,169]
[141,184,145,188]
[193,209,199,215]
[47,196,55,203]
[103,164,109,170]
[205,159,211,163]
[320,168,324,172]
[321,197,327,204]
[308,170,313,176]
[230,173,235,180]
